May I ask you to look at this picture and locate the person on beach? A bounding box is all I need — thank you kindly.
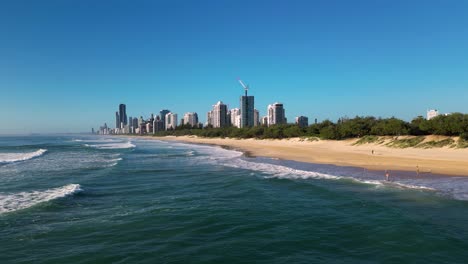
[416,165,420,176]
[385,170,390,181]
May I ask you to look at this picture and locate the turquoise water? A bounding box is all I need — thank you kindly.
[1,135,468,263]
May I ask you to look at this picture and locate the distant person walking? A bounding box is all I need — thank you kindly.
[385,170,390,181]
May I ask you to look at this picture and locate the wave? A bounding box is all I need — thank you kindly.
[85,141,135,149]
[189,146,436,191]
[0,184,82,214]
[0,149,47,164]
[73,139,118,143]
[233,159,437,191]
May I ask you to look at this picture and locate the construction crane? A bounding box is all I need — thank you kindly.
[237,78,249,96]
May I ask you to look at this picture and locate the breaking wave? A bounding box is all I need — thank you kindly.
[183,144,437,192]
[85,141,135,149]
[0,149,47,164]
[0,184,82,214]
[225,158,436,191]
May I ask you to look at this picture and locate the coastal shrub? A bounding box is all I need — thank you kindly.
[386,136,425,148]
[416,138,455,149]
[460,132,468,141]
[353,135,382,145]
[458,140,468,148]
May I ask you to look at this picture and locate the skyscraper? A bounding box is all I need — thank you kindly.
[165,112,178,130]
[132,117,138,130]
[160,109,170,130]
[153,116,164,133]
[267,103,286,126]
[254,109,260,127]
[115,111,120,129]
[230,108,241,128]
[212,101,228,128]
[206,111,213,127]
[119,104,127,127]
[240,91,254,128]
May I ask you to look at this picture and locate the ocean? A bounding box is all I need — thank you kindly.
[1,135,468,263]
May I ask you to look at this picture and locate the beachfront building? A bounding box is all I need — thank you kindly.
[240,92,255,128]
[119,104,127,127]
[267,102,286,126]
[115,112,120,129]
[153,116,164,133]
[132,117,138,130]
[146,122,153,134]
[295,116,309,128]
[261,116,268,126]
[254,109,260,127]
[159,109,170,130]
[183,112,199,127]
[206,110,213,127]
[230,108,241,128]
[211,101,228,128]
[165,112,178,130]
[427,109,439,120]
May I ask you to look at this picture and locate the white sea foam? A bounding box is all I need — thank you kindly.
[0,184,82,214]
[184,144,436,191]
[74,139,118,143]
[0,149,47,164]
[85,141,135,149]
[229,159,438,190]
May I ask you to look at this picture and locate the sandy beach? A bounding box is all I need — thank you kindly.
[140,135,468,177]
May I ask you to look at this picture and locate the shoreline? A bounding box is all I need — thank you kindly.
[127,135,468,177]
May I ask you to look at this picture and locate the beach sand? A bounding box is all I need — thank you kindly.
[138,135,468,176]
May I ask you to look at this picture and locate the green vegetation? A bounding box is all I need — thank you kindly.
[145,114,468,146]
[458,138,468,148]
[386,136,425,148]
[353,135,383,145]
[416,138,455,149]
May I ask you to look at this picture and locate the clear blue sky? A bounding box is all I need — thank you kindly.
[1,0,468,134]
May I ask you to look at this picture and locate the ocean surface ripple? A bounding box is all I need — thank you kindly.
[1,135,468,263]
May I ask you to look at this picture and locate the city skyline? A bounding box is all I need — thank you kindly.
[2,1,468,134]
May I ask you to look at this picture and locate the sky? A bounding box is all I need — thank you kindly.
[1,0,468,134]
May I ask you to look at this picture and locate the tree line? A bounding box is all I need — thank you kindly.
[151,113,468,140]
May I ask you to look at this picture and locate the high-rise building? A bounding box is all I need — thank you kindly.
[254,109,260,127]
[160,109,170,130]
[261,116,268,126]
[115,112,120,129]
[138,116,144,127]
[240,94,254,128]
[267,103,286,126]
[206,110,213,127]
[183,112,199,127]
[132,117,138,130]
[295,116,309,128]
[165,112,178,130]
[212,101,228,128]
[153,116,164,133]
[119,104,127,127]
[146,122,153,134]
[427,109,439,120]
[230,108,241,128]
